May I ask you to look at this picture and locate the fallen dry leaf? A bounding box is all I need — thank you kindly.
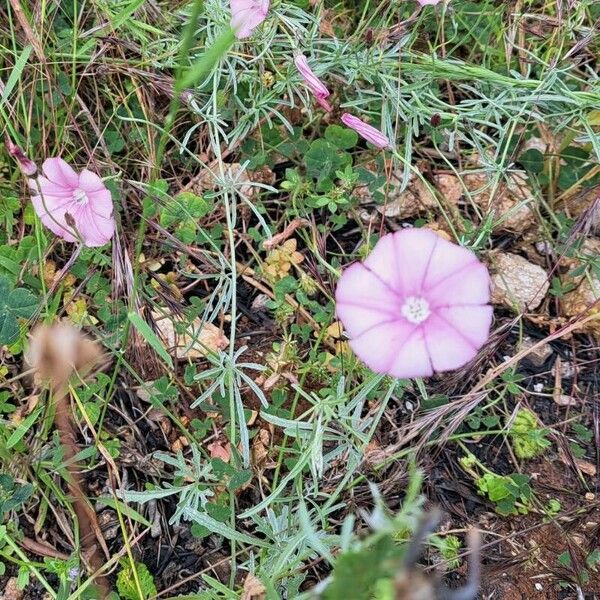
[241,573,266,600]
[208,441,231,463]
[491,252,550,311]
[153,310,229,359]
[464,171,536,232]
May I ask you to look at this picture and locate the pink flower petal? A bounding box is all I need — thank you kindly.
[31,176,74,196]
[423,314,479,372]
[423,235,480,288]
[87,189,114,218]
[30,193,77,242]
[386,327,433,378]
[426,261,491,307]
[78,169,108,194]
[349,320,418,375]
[363,229,438,296]
[294,54,331,109]
[435,305,493,348]
[335,262,399,310]
[75,205,115,247]
[340,113,390,149]
[42,157,79,188]
[230,0,269,38]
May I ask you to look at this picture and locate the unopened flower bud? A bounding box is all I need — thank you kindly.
[5,137,37,176]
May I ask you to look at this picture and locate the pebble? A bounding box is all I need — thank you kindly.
[491,252,550,311]
[521,336,553,366]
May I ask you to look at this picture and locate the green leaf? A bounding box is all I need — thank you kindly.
[127,312,174,369]
[6,406,43,449]
[305,140,350,183]
[0,277,38,345]
[117,561,157,600]
[184,507,269,548]
[325,124,359,150]
[519,148,544,173]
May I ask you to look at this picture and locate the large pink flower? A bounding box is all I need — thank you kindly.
[230,0,270,39]
[336,229,492,379]
[29,158,115,247]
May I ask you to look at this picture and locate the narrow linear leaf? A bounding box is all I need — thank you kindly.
[127,312,174,369]
[184,507,268,548]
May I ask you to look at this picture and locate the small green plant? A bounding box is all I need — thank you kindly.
[116,560,157,600]
[0,276,37,345]
[460,454,532,516]
[508,408,550,459]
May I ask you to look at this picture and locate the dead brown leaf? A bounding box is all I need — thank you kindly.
[241,573,266,600]
[153,310,229,359]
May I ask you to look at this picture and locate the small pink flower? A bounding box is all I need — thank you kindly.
[417,0,444,5]
[29,158,115,248]
[336,229,492,379]
[5,137,37,176]
[230,0,270,39]
[341,113,390,149]
[294,54,332,111]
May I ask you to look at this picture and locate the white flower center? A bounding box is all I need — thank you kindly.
[401,296,431,325]
[72,188,89,205]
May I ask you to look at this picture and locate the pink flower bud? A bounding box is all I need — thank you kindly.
[294,53,332,111]
[340,113,391,150]
[5,137,37,176]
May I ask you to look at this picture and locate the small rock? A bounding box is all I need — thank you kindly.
[535,583,544,592]
[554,394,576,407]
[520,336,553,366]
[535,240,553,256]
[0,578,23,600]
[491,252,550,310]
[585,493,596,502]
[434,173,463,204]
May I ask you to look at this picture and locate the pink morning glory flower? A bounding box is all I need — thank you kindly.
[335,229,492,379]
[29,158,115,248]
[230,0,270,39]
[294,53,332,111]
[341,113,391,149]
[418,0,444,5]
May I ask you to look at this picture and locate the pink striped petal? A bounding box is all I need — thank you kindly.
[41,157,79,188]
[423,313,479,372]
[349,320,418,375]
[426,261,491,307]
[435,305,493,348]
[363,229,438,296]
[294,54,331,108]
[386,327,433,378]
[230,0,269,38]
[341,113,390,149]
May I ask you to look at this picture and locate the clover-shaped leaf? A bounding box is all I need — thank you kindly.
[0,276,38,345]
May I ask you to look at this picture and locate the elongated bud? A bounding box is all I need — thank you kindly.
[5,137,37,176]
